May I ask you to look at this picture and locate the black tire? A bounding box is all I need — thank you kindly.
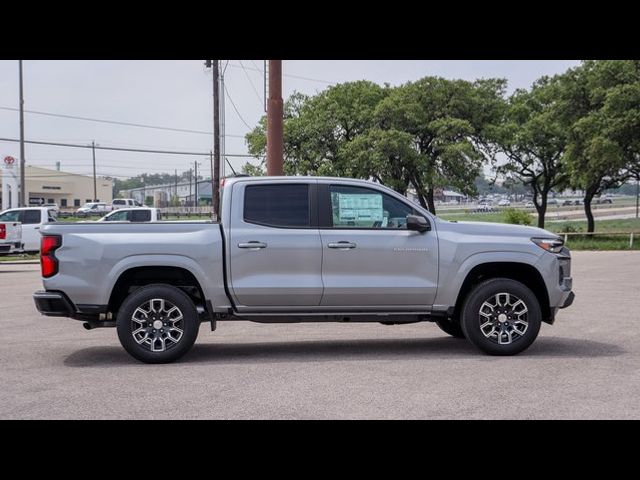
[435,317,465,338]
[116,284,200,364]
[460,278,542,356]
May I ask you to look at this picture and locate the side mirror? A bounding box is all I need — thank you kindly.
[406,214,430,233]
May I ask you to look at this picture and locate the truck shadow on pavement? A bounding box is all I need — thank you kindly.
[63,336,625,367]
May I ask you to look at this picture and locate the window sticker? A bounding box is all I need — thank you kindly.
[337,193,383,224]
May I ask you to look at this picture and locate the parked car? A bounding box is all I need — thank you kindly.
[475,202,494,212]
[595,197,613,205]
[76,202,112,217]
[0,207,56,252]
[498,199,511,207]
[111,198,140,210]
[0,220,22,254]
[98,208,162,222]
[547,198,559,205]
[33,176,574,363]
[524,201,535,208]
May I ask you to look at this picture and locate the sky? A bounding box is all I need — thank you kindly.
[0,60,582,180]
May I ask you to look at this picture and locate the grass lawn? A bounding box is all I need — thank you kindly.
[0,253,39,262]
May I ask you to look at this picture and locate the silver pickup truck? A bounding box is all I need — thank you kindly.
[33,176,574,363]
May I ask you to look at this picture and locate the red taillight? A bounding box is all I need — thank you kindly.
[0,224,5,240]
[41,235,61,278]
[220,177,226,187]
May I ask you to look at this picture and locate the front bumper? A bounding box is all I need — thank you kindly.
[560,291,575,309]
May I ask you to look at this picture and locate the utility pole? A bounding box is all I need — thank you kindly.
[18,60,26,207]
[212,60,221,218]
[266,60,284,176]
[189,168,192,207]
[174,169,178,205]
[91,140,97,201]
[206,60,222,218]
[194,161,199,207]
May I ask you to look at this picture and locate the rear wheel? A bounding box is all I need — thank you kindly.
[435,317,465,338]
[116,284,200,364]
[461,278,541,356]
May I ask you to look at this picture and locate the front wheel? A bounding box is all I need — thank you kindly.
[460,278,542,356]
[116,284,200,364]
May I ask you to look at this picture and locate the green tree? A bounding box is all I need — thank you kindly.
[559,60,640,233]
[341,129,417,194]
[495,77,569,228]
[374,77,506,213]
[246,83,387,177]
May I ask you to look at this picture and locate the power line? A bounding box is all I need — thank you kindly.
[226,62,335,85]
[0,137,259,158]
[239,60,264,106]
[0,106,245,138]
[223,84,253,130]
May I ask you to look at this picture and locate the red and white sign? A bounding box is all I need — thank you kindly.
[3,156,16,166]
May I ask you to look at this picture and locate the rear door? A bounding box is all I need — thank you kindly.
[20,209,43,251]
[228,181,323,308]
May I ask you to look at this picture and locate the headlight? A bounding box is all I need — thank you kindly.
[531,237,564,253]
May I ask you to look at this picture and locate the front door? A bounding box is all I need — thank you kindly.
[229,181,323,309]
[319,183,439,308]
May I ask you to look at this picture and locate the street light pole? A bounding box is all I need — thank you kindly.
[18,60,26,207]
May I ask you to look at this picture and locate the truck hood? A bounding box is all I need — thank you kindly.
[438,219,559,239]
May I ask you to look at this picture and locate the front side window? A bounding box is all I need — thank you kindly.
[105,210,129,221]
[244,184,310,228]
[329,185,417,229]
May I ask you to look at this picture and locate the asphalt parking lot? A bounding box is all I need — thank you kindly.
[1,251,639,419]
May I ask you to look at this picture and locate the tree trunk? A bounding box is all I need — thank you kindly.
[535,199,547,229]
[584,190,596,235]
[415,192,428,210]
[426,188,436,215]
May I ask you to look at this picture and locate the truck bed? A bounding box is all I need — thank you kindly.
[40,221,229,309]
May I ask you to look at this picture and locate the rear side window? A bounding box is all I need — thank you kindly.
[244,184,310,228]
[130,210,151,222]
[22,210,42,225]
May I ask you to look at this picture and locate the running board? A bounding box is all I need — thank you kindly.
[227,311,433,324]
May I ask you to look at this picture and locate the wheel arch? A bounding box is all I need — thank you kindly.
[108,265,207,316]
[452,261,551,324]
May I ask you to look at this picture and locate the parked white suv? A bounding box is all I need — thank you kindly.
[76,202,112,217]
[111,199,140,210]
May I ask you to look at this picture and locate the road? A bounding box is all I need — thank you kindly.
[1,251,639,419]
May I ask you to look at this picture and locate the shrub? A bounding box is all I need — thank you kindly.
[557,223,582,233]
[503,208,532,225]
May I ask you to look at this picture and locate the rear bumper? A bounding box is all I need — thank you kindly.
[33,290,76,317]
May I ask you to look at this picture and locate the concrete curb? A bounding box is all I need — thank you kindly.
[0,261,40,265]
